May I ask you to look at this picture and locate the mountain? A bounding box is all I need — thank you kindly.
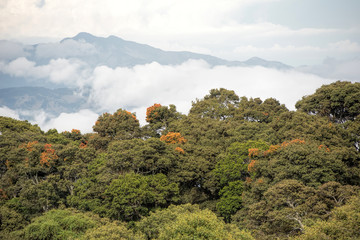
[0,32,292,88]
[0,87,87,116]
[60,32,292,69]
[60,32,231,68]
[0,32,292,119]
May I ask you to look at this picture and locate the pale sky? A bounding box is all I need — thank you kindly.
[1,0,359,66]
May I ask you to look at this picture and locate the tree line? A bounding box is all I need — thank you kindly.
[0,81,359,239]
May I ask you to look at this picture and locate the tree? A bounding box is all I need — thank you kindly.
[296,81,360,123]
[216,180,244,222]
[145,104,181,134]
[292,193,360,240]
[104,173,179,221]
[106,138,174,176]
[82,221,145,240]
[236,97,288,123]
[252,140,347,187]
[22,209,98,240]
[215,140,269,187]
[136,204,254,240]
[160,132,187,145]
[263,180,317,234]
[190,88,239,120]
[93,109,140,140]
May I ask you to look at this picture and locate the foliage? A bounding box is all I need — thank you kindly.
[82,221,145,240]
[296,81,360,123]
[190,88,240,120]
[0,83,359,240]
[137,204,254,240]
[292,193,360,240]
[93,108,140,140]
[104,172,179,221]
[160,132,187,144]
[21,209,98,240]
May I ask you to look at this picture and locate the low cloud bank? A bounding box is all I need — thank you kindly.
[0,59,347,133]
[0,106,20,120]
[297,57,360,81]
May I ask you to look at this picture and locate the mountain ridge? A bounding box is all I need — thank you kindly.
[63,32,292,69]
[0,32,292,120]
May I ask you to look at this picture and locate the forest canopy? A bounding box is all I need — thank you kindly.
[0,81,359,239]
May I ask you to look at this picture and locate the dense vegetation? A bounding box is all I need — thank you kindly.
[0,81,359,239]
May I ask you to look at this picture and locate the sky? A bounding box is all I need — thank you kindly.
[1,0,359,66]
[0,0,359,133]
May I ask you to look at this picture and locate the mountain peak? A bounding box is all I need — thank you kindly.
[245,56,292,69]
[72,32,97,41]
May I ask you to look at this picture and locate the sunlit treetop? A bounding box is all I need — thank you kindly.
[160,132,187,144]
[93,108,140,140]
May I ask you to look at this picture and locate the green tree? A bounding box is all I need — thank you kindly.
[104,173,179,221]
[106,138,174,177]
[93,109,140,140]
[292,193,360,240]
[22,209,98,240]
[216,180,244,222]
[215,140,269,187]
[190,88,239,120]
[145,104,182,136]
[137,204,253,240]
[236,97,288,123]
[82,221,145,240]
[296,81,360,123]
[253,140,347,187]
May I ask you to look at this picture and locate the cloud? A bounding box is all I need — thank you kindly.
[0,106,20,119]
[232,40,360,66]
[86,60,336,124]
[0,0,276,39]
[0,59,348,133]
[14,108,98,133]
[37,109,99,133]
[1,0,358,66]
[0,57,89,86]
[297,58,360,81]
[0,40,29,60]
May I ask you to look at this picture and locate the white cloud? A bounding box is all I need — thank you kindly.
[87,60,336,122]
[1,59,346,132]
[39,109,99,133]
[25,109,98,133]
[297,58,360,81]
[328,40,360,52]
[232,40,360,66]
[0,0,358,67]
[0,106,20,119]
[0,57,89,87]
[0,40,29,60]
[0,0,278,39]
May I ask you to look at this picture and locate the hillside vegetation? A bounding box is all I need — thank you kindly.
[0,81,359,239]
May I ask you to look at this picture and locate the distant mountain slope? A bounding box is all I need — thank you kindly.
[0,32,293,119]
[0,87,87,115]
[60,32,292,69]
[60,32,231,68]
[0,32,292,89]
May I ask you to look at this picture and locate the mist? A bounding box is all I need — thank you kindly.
[1,59,338,133]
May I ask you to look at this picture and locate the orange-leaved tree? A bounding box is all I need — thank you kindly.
[146,103,162,123]
[40,144,58,167]
[145,104,182,135]
[160,132,187,145]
